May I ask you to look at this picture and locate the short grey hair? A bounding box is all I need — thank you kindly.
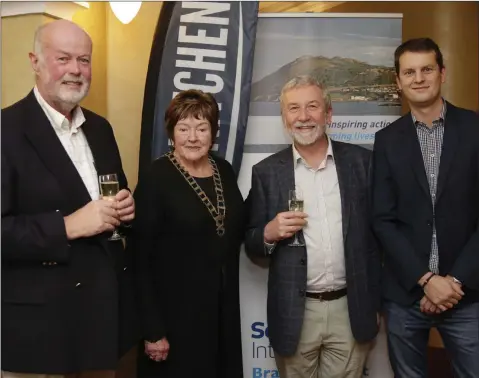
[280,75,332,110]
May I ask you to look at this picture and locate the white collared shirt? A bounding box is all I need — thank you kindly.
[34,86,99,201]
[292,136,346,292]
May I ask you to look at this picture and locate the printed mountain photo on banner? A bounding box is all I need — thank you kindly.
[250,55,400,106]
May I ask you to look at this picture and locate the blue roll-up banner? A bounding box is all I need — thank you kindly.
[139,1,259,179]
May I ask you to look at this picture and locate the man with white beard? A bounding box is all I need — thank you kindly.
[245,75,381,378]
[1,20,138,378]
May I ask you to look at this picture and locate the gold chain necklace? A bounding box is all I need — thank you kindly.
[166,151,226,236]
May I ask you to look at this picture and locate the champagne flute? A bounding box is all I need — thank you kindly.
[99,173,122,241]
[288,188,305,247]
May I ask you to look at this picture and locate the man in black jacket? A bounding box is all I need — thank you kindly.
[372,38,479,378]
[2,20,138,378]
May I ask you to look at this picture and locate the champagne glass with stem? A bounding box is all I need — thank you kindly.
[288,187,305,247]
[99,173,122,241]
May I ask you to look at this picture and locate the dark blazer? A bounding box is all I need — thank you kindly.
[245,141,381,357]
[1,91,139,374]
[372,101,479,306]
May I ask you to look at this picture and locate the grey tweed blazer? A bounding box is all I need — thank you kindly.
[245,140,381,357]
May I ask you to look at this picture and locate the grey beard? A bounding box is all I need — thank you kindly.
[290,125,325,146]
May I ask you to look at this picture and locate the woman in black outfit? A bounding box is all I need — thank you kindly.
[132,89,244,378]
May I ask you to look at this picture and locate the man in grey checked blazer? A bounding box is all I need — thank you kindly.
[245,75,381,378]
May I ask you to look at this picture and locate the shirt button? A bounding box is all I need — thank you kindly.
[430,173,435,178]
[431,154,435,158]
[432,193,436,197]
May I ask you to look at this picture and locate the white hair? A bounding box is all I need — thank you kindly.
[279,75,332,110]
[32,23,49,60]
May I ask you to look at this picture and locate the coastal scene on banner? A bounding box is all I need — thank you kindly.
[249,16,402,117]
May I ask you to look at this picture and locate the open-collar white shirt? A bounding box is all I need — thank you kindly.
[34,86,99,201]
[292,136,346,292]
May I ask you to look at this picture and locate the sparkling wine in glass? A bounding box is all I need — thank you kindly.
[288,188,305,247]
[99,173,122,241]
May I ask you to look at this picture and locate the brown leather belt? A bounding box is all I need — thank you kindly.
[305,288,347,301]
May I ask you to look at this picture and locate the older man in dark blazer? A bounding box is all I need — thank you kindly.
[372,38,479,378]
[2,20,138,378]
[245,75,380,378]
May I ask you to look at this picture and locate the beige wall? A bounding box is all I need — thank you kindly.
[73,1,108,117]
[105,1,162,190]
[1,14,51,108]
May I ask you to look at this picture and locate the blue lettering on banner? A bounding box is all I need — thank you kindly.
[253,368,280,378]
[251,321,269,339]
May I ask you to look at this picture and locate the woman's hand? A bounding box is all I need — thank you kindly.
[145,337,170,362]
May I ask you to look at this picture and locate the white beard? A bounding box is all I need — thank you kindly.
[56,75,90,105]
[289,123,325,146]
